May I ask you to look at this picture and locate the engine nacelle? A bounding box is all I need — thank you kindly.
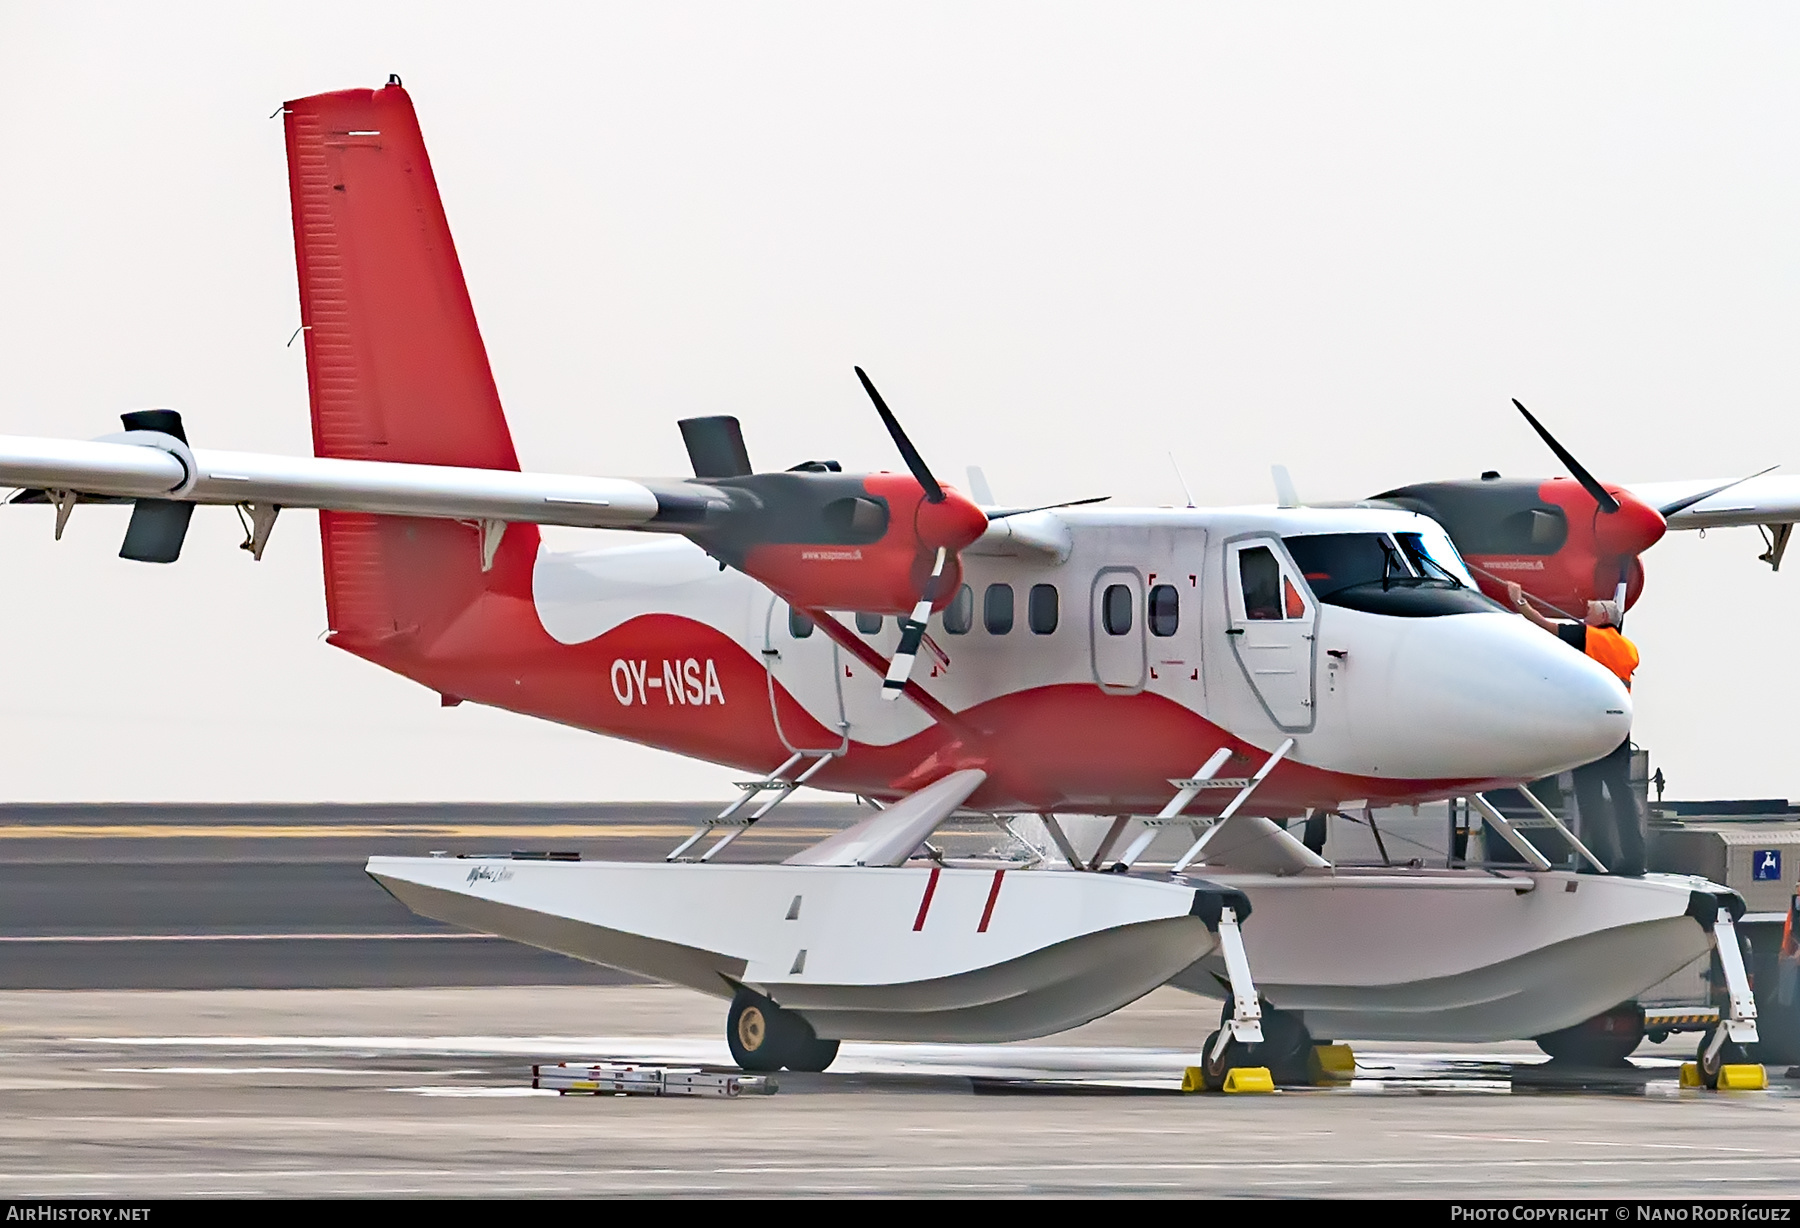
[697,471,986,616]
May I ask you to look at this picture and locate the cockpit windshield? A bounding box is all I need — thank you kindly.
[1283,532,1499,617]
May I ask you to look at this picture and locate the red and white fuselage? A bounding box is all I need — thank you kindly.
[412,501,1630,816]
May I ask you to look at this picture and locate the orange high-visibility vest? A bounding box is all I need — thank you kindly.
[1585,626,1639,688]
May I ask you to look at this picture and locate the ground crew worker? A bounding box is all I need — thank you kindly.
[1504,581,1646,877]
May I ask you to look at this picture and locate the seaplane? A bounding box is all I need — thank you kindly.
[0,80,1766,1088]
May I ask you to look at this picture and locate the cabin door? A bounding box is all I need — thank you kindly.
[1223,537,1317,732]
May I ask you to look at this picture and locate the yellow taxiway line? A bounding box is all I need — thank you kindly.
[0,824,842,840]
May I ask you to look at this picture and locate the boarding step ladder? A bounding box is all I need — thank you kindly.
[666,750,837,862]
[1099,740,1294,873]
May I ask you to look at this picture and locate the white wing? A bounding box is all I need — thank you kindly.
[1628,475,1800,530]
[0,433,704,530]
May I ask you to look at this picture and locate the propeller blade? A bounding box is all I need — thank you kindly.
[677,416,753,479]
[1655,464,1780,518]
[1512,399,1620,513]
[883,546,948,700]
[984,495,1111,520]
[855,367,945,504]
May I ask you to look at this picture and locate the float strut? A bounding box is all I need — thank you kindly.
[1210,905,1265,1060]
[1707,910,1760,1059]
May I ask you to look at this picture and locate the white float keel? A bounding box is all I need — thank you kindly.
[368,853,1257,1043]
[1168,867,1745,1044]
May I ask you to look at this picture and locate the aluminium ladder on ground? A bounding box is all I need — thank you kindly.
[533,1062,776,1097]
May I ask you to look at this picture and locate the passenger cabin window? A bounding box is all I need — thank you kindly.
[1102,583,1133,635]
[1028,584,1059,635]
[944,584,973,635]
[788,606,814,638]
[1148,584,1179,636]
[855,612,882,635]
[984,583,1015,635]
[1238,546,1284,620]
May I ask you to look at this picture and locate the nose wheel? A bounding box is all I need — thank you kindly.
[727,989,839,1073]
[1199,1000,1315,1090]
[1695,1026,1750,1090]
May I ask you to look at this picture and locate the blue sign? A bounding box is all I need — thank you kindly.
[1753,849,1783,882]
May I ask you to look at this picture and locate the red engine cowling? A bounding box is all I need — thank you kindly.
[1466,478,1664,614]
[734,473,987,616]
[1376,474,1666,617]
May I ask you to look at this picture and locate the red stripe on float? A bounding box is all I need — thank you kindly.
[912,865,942,932]
[977,869,1005,932]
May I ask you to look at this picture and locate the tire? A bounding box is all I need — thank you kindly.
[1199,1028,1268,1092]
[727,992,786,1072]
[1534,1004,1645,1067]
[726,989,840,1073]
[1256,1006,1315,1086]
[784,1032,840,1073]
[1216,996,1310,1085]
[1696,1027,1749,1090]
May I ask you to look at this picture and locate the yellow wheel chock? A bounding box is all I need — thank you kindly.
[1678,1061,1768,1090]
[1309,1043,1356,1083]
[1718,1063,1769,1090]
[1221,1066,1275,1094]
[1180,1064,1276,1093]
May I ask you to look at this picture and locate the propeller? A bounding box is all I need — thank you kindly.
[856,366,944,504]
[984,495,1111,519]
[1512,399,1620,513]
[1512,398,1675,625]
[884,546,949,700]
[852,367,987,698]
[678,416,753,479]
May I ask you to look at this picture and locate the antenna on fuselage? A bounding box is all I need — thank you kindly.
[1167,453,1196,509]
[1271,464,1300,509]
[966,465,996,506]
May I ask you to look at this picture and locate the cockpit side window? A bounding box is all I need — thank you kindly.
[1283,576,1306,619]
[1396,531,1470,585]
[1239,546,1283,620]
[1284,531,1498,618]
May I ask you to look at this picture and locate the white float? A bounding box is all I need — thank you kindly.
[366,773,1748,1055]
[367,855,1239,1042]
[1170,867,1730,1042]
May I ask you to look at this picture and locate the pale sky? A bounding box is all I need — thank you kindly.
[1,3,1795,802]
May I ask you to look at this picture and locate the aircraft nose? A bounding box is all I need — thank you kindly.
[1372,612,1631,783]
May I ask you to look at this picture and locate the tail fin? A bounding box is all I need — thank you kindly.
[284,82,537,644]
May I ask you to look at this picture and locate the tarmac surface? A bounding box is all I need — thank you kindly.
[0,802,850,989]
[3,986,1799,1198]
[2,803,1799,1198]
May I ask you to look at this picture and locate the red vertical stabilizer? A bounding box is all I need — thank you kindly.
[284,82,539,647]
